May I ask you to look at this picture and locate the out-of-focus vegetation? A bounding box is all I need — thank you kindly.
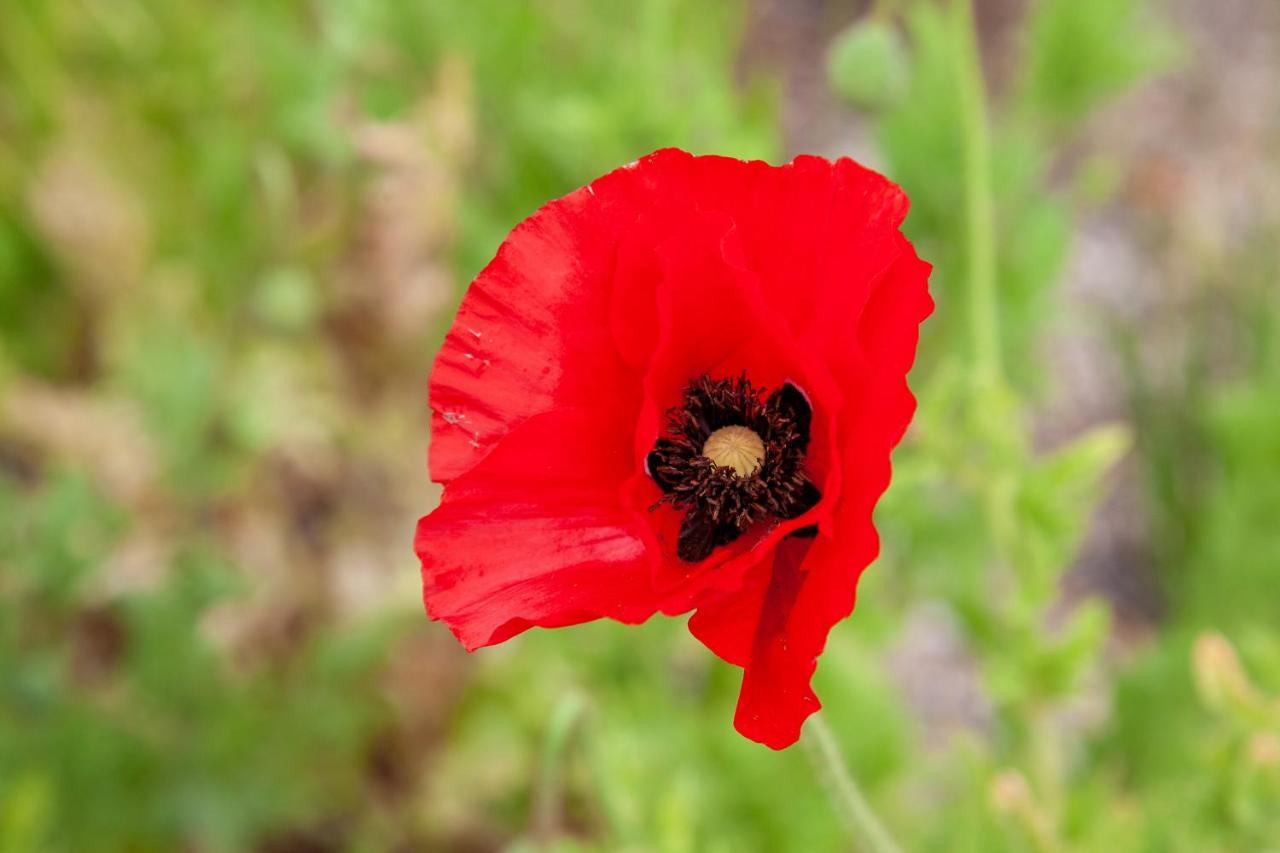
[0,0,1276,850]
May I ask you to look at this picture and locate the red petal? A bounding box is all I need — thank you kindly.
[429,150,692,484]
[686,568,769,668]
[417,407,661,650]
[732,536,824,748]
[643,154,912,619]
[616,201,841,609]
[729,246,933,749]
[681,155,910,340]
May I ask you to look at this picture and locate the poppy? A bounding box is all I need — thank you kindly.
[415,148,932,748]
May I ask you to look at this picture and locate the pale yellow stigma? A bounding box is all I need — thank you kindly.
[701,425,765,477]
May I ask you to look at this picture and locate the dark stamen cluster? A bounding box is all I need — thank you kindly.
[647,374,821,562]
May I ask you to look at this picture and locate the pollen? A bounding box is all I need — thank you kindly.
[701,425,765,477]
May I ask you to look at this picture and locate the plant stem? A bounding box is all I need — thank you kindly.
[949,5,1067,841]
[532,692,590,841]
[804,712,903,853]
[951,0,1001,388]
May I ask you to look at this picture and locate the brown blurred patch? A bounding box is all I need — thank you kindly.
[330,55,472,397]
[24,144,151,384]
[0,434,43,487]
[369,628,472,801]
[0,381,159,506]
[69,603,129,688]
[26,146,150,299]
[256,819,349,853]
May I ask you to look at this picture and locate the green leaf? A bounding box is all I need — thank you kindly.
[1017,423,1131,585]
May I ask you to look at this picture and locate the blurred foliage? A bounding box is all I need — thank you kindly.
[0,472,398,850]
[871,0,1175,390]
[1,0,1277,851]
[1128,228,1280,631]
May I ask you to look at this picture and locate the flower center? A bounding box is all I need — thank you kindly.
[646,374,821,563]
[701,425,764,477]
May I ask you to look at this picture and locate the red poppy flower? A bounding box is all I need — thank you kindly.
[415,148,932,749]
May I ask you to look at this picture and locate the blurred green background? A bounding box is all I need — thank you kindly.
[1,0,1277,850]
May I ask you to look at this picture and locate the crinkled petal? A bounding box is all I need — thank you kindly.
[686,568,770,669]
[428,150,690,484]
[729,244,933,749]
[732,536,822,748]
[417,407,660,650]
[681,154,909,339]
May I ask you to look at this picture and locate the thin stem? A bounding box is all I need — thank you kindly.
[952,0,1020,625]
[951,0,1001,388]
[531,693,590,841]
[1027,706,1064,849]
[949,4,1068,840]
[804,712,903,853]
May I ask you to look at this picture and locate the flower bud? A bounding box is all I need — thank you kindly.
[1191,632,1260,714]
[1247,732,1280,769]
[827,20,909,111]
